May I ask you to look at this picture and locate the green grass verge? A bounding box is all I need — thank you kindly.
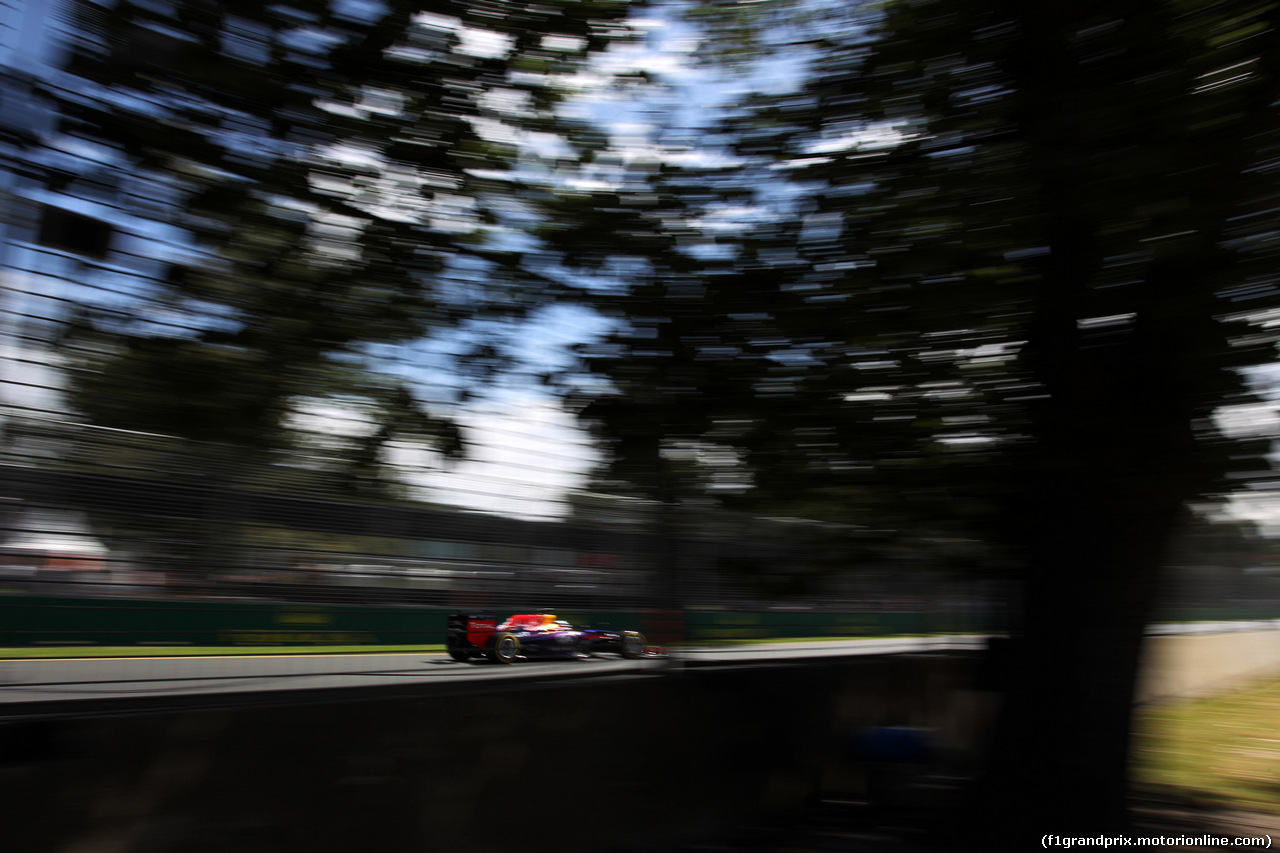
[1133,672,1280,816]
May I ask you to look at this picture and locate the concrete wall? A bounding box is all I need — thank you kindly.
[4,628,1274,853]
[1136,626,1280,703]
[0,654,986,853]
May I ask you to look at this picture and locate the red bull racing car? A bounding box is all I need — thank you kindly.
[446,611,654,664]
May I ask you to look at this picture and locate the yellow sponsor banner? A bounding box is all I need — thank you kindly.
[703,613,771,639]
[832,616,877,635]
[701,627,772,639]
[273,609,334,626]
[218,631,377,645]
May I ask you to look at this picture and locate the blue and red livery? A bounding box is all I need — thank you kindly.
[446,611,651,664]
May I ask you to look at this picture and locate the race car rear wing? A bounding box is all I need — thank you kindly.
[447,611,497,651]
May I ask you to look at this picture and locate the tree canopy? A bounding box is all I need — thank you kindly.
[546,0,1280,841]
[47,0,635,490]
[568,0,1279,532]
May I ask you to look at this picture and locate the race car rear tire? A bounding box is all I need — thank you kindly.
[448,649,472,663]
[489,632,521,664]
[619,631,646,659]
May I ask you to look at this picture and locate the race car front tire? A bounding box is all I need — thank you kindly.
[619,631,646,659]
[489,632,521,664]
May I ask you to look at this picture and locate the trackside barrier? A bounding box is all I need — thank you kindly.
[1137,624,1280,702]
[8,593,1278,655]
[0,595,1005,648]
[0,652,987,853]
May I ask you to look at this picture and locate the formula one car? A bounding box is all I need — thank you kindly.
[446,611,651,664]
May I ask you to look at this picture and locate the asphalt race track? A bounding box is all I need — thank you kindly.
[0,636,985,717]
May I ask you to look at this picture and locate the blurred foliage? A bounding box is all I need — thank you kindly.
[49,0,636,492]
[28,0,1280,582]
[553,0,1280,562]
[539,0,1280,832]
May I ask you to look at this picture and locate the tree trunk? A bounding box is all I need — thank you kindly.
[955,4,1229,843]
[974,481,1185,848]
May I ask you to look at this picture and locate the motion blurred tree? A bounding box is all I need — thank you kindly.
[48,0,635,493]
[560,0,1280,842]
